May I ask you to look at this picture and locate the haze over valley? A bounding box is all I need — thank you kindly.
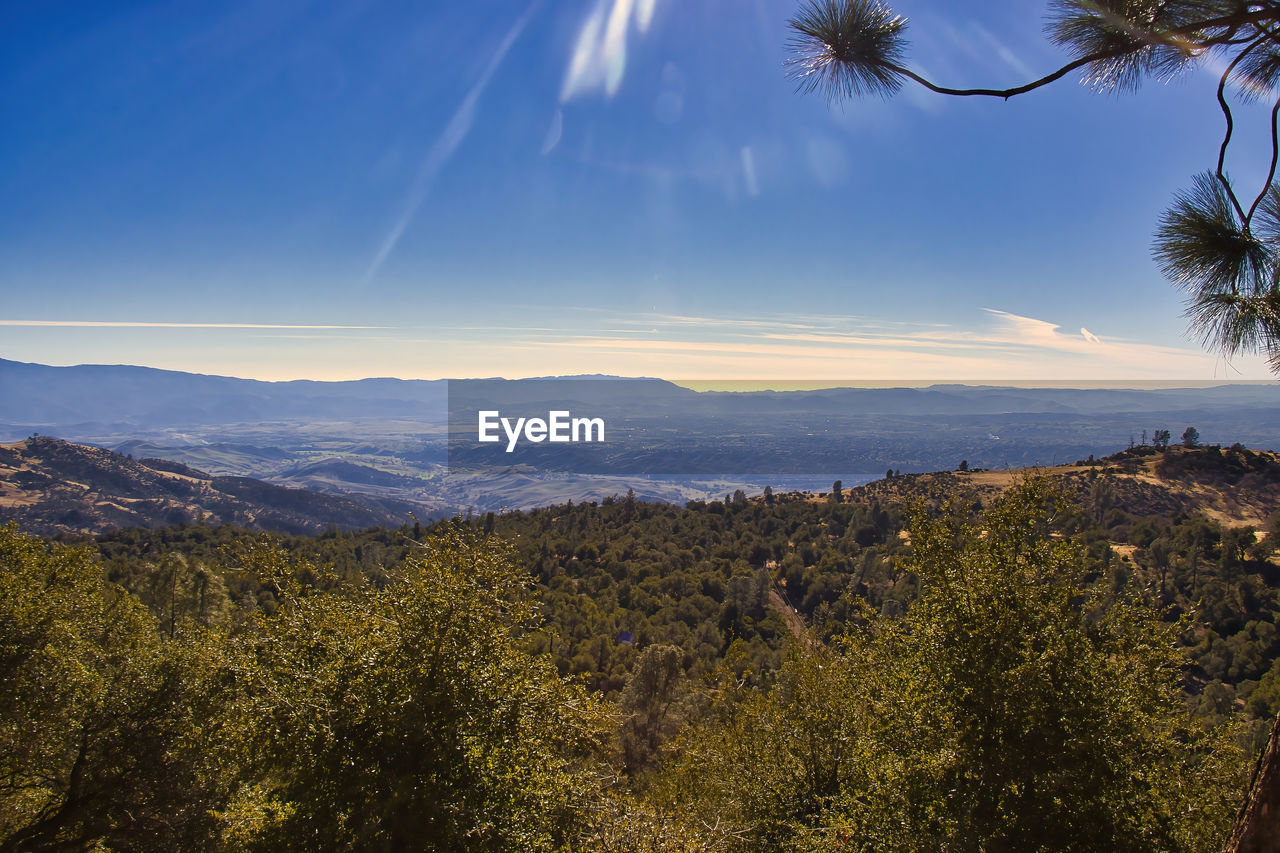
[3,357,1276,518]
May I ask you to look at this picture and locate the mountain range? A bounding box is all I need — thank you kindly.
[2,357,1278,512]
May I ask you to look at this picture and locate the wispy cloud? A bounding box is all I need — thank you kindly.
[0,321,385,329]
[561,0,658,101]
[363,2,538,284]
[606,311,819,331]
[500,308,1269,380]
[740,146,759,197]
[17,310,1265,382]
[968,23,1035,82]
[976,309,1200,361]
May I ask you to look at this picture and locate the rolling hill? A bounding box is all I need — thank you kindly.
[0,437,415,535]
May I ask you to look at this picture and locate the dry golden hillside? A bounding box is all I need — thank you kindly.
[829,444,1279,532]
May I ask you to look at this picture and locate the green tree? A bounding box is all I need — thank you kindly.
[897,481,1241,851]
[137,552,231,636]
[0,525,235,852]
[663,481,1244,851]
[1220,525,1255,597]
[786,0,1280,371]
[619,644,687,777]
[1149,535,1175,596]
[225,525,610,852]
[1090,473,1115,523]
[1184,425,1202,447]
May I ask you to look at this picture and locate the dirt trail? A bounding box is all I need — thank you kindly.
[770,588,814,646]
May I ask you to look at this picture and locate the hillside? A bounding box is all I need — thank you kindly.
[0,436,413,535]
[12,438,1279,716]
[85,444,1280,714]
[12,442,1277,851]
[835,443,1280,530]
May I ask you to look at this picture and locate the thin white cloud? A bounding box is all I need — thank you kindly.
[760,331,1017,352]
[363,2,538,284]
[17,308,1269,382]
[969,23,1035,82]
[561,0,659,101]
[608,312,818,331]
[740,146,759,197]
[540,109,564,155]
[494,307,1271,380]
[0,321,385,329]
[977,309,1201,360]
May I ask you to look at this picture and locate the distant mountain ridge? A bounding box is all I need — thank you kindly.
[0,357,448,430]
[2,358,1278,511]
[5,357,1280,439]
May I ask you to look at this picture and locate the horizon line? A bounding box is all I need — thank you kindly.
[1,356,1276,390]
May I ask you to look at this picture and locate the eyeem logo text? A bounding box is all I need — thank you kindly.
[478,410,605,452]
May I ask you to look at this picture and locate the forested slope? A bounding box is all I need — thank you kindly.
[3,444,1279,850]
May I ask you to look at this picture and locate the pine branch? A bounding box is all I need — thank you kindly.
[792,4,1280,101]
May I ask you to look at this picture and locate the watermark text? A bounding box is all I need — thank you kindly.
[478,410,605,452]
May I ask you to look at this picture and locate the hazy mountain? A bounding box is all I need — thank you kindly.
[5,358,1279,440]
[7,358,1280,438]
[0,358,447,432]
[2,359,1278,510]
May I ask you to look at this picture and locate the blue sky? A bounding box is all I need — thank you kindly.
[1,0,1276,381]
